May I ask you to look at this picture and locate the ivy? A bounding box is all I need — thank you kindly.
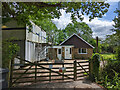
[90,53,100,81]
[2,38,20,68]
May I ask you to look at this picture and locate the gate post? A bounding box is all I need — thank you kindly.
[89,59,92,79]
[74,60,77,81]
[35,62,37,83]
[62,63,64,81]
[9,57,14,88]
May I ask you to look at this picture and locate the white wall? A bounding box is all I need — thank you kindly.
[25,21,47,62]
[25,40,46,62]
[25,40,36,62]
[26,21,46,43]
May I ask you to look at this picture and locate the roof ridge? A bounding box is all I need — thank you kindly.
[59,33,94,48]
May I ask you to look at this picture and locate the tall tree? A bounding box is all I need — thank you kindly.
[63,22,93,42]
[112,7,120,60]
[2,2,110,26]
[32,18,59,45]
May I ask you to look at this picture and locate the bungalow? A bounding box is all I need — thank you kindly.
[2,20,47,62]
[48,33,94,60]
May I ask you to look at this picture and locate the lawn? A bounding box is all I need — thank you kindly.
[101,53,116,60]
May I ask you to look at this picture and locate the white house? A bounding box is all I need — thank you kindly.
[2,20,47,63]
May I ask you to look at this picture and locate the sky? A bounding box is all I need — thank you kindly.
[52,1,119,39]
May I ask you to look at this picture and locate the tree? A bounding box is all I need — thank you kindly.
[2,2,110,26]
[101,34,119,53]
[33,18,59,45]
[62,22,93,42]
[2,2,110,47]
[56,29,67,44]
[112,8,120,60]
[2,38,20,68]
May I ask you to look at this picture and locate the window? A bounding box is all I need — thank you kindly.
[78,48,81,53]
[82,48,87,53]
[70,48,72,54]
[78,48,87,54]
[58,49,61,54]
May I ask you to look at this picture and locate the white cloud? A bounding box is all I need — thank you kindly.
[106,0,120,2]
[52,9,115,39]
[52,9,72,29]
[82,15,115,38]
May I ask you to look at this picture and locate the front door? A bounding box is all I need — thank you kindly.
[65,47,72,59]
[57,48,62,60]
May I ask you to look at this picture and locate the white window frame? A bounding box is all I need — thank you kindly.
[78,48,87,54]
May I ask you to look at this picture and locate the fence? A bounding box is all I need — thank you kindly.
[9,58,89,87]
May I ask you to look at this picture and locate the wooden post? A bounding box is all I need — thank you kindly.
[62,63,64,81]
[9,58,14,88]
[89,59,91,78]
[49,69,51,82]
[96,36,98,53]
[74,60,77,81]
[89,59,93,81]
[35,62,37,83]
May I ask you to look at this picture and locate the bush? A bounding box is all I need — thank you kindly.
[2,39,20,68]
[116,46,120,61]
[90,53,100,81]
[102,70,120,89]
[102,61,120,79]
[98,54,120,89]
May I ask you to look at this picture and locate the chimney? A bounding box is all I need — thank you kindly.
[78,33,81,37]
[96,36,98,53]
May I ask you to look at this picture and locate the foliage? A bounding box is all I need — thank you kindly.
[97,55,120,89]
[97,7,120,89]
[102,60,120,79]
[60,22,97,48]
[36,20,94,45]
[101,8,120,54]
[112,9,120,37]
[101,34,119,53]
[2,38,20,68]
[112,8,120,61]
[2,2,110,25]
[116,46,120,61]
[2,2,110,46]
[56,29,67,44]
[101,70,120,89]
[100,8,120,54]
[63,22,93,42]
[101,53,116,60]
[90,53,100,81]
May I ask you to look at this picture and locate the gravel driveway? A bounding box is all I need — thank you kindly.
[21,79,104,89]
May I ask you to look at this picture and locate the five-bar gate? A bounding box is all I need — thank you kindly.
[9,58,89,87]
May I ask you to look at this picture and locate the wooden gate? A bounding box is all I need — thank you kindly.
[9,58,89,87]
[76,60,89,80]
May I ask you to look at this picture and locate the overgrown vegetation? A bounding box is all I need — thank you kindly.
[96,7,120,89]
[2,38,20,68]
[98,59,120,89]
[89,53,100,81]
[90,53,120,89]
[101,53,116,60]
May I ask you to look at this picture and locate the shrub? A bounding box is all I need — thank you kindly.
[103,70,120,89]
[116,46,120,61]
[2,39,20,68]
[102,60,120,79]
[90,53,100,81]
